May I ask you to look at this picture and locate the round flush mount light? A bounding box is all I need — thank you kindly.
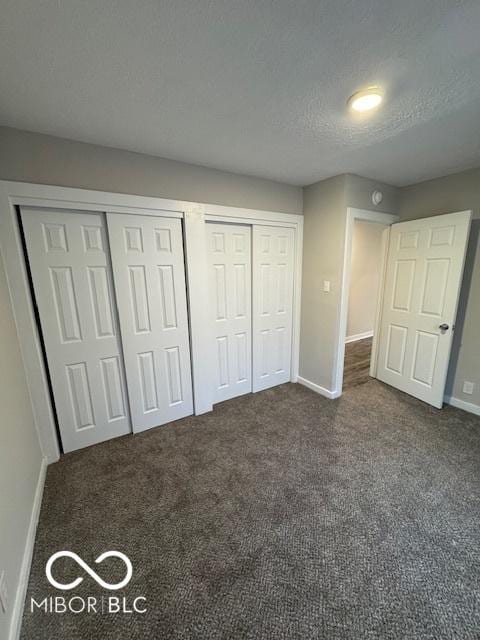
[348,87,383,113]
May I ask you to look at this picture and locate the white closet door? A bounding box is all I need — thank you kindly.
[206,223,252,403]
[21,208,131,453]
[107,213,193,432]
[252,226,295,392]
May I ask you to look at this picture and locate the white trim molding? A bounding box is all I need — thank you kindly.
[9,457,47,640]
[369,227,391,379]
[297,376,341,400]
[334,208,399,398]
[0,181,303,458]
[444,396,480,417]
[345,330,374,344]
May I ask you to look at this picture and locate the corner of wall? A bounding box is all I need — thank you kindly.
[299,174,348,393]
[344,173,400,215]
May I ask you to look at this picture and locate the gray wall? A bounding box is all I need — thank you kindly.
[0,255,43,640]
[345,173,400,214]
[0,127,302,214]
[347,220,386,339]
[399,169,480,407]
[300,174,399,391]
[300,175,346,389]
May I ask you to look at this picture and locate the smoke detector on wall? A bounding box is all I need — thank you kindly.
[372,190,383,206]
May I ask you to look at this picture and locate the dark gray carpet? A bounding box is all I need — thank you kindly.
[21,381,480,639]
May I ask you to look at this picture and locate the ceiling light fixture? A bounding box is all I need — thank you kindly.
[348,87,383,113]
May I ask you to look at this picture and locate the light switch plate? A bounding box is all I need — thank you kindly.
[323,280,331,293]
[462,381,474,395]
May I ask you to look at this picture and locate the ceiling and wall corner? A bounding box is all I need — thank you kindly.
[399,169,480,221]
[1,0,479,188]
[0,127,303,214]
[345,174,400,214]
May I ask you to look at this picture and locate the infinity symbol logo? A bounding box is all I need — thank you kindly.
[46,551,133,591]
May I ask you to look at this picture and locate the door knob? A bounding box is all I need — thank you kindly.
[439,323,449,332]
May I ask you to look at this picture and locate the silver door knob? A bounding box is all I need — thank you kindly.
[439,323,449,332]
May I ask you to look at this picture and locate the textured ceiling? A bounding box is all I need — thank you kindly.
[1,0,479,187]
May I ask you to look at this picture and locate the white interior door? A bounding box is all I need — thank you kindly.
[206,223,252,403]
[376,211,471,408]
[107,213,193,431]
[21,207,131,452]
[252,226,295,392]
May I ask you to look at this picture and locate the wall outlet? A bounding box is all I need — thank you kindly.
[0,571,7,614]
[463,381,475,395]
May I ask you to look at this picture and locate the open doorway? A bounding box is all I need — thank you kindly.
[343,219,388,390]
[335,208,399,397]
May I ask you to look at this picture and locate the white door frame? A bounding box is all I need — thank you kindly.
[0,180,303,462]
[334,207,398,397]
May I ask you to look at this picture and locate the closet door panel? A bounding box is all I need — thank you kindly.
[207,223,252,403]
[21,208,131,452]
[252,226,295,391]
[107,213,193,431]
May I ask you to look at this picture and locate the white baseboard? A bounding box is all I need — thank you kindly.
[9,457,47,640]
[345,331,374,344]
[444,396,480,417]
[297,376,340,399]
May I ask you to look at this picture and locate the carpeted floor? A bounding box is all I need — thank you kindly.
[343,337,373,390]
[21,381,480,639]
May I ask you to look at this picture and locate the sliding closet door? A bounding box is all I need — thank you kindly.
[107,214,193,432]
[252,226,295,391]
[21,208,131,452]
[206,223,252,403]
